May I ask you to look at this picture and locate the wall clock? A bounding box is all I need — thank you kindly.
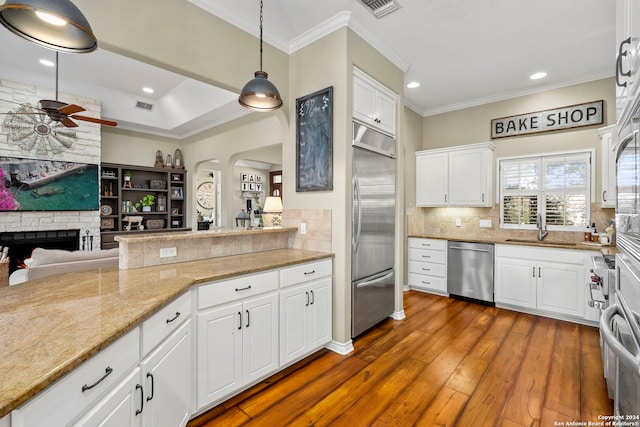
[197,181,215,210]
[2,104,77,156]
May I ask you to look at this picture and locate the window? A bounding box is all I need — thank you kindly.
[500,151,591,231]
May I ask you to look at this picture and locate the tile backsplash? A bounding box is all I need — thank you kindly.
[407,203,616,244]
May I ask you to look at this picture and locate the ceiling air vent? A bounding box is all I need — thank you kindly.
[360,0,401,18]
[135,101,153,111]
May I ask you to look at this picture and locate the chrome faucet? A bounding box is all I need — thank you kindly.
[536,212,548,241]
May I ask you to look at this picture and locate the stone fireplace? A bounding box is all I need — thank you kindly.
[0,79,102,247]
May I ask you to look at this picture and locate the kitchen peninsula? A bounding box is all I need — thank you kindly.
[0,227,333,425]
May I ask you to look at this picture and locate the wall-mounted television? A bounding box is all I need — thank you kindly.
[0,156,99,211]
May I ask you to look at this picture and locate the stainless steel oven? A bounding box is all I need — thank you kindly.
[600,253,640,416]
[589,254,617,398]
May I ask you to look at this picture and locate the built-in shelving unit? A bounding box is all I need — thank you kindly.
[100,162,189,249]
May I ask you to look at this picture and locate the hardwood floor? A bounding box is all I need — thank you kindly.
[188,291,613,426]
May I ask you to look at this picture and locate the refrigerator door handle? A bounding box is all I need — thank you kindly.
[352,175,362,253]
[356,271,394,288]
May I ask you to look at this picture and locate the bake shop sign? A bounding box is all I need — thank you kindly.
[491,100,603,139]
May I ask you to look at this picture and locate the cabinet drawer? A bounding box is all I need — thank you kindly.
[408,273,447,292]
[198,270,278,309]
[408,260,446,277]
[408,238,446,251]
[141,290,192,356]
[409,247,446,264]
[280,259,332,288]
[12,328,140,427]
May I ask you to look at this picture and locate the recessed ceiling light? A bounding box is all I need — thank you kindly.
[530,71,547,80]
[143,87,154,94]
[39,59,55,67]
[406,81,420,89]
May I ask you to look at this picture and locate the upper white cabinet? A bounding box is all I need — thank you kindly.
[598,125,617,208]
[353,67,397,136]
[416,142,494,207]
[616,0,640,121]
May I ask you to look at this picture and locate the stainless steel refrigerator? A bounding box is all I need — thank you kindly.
[351,122,396,338]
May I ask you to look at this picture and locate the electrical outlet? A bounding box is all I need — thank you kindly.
[300,223,307,235]
[455,218,462,227]
[480,219,492,228]
[160,247,177,258]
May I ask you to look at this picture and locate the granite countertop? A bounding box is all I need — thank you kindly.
[407,234,610,251]
[0,248,332,419]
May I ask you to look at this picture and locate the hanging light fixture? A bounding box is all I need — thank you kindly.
[239,0,282,111]
[0,0,97,53]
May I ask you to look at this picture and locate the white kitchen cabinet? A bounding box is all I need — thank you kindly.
[71,368,142,427]
[139,319,191,427]
[11,328,140,427]
[616,0,640,121]
[407,238,448,295]
[415,143,494,207]
[599,125,617,207]
[494,257,537,309]
[196,271,279,410]
[353,67,397,136]
[74,296,192,427]
[495,245,589,320]
[0,414,9,427]
[279,260,332,366]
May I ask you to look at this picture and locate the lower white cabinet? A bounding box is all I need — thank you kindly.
[407,238,447,294]
[0,414,10,427]
[73,315,192,427]
[11,328,140,427]
[279,260,332,366]
[196,291,278,409]
[495,245,589,319]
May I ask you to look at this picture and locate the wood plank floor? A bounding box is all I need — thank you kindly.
[188,291,613,426]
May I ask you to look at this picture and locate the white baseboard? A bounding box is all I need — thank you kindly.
[325,339,354,355]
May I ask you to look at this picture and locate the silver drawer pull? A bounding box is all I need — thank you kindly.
[422,255,430,258]
[421,281,431,285]
[82,367,113,392]
[304,270,316,275]
[235,285,252,292]
[422,268,431,271]
[166,312,180,323]
[421,243,431,247]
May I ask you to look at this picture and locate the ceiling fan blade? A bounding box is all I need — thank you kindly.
[71,115,118,127]
[58,104,85,115]
[61,117,79,128]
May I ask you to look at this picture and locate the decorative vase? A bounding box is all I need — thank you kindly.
[143,206,151,212]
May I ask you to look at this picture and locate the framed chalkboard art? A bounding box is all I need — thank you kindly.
[296,86,333,192]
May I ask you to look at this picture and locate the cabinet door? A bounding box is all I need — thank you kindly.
[495,258,537,309]
[416,153,448,206]
[196,302,243,409]
[140,319,191,427]
[279,285,308,366]
[71,368,141,427]
[242,292,279,384]
[353,77,378,128]
[536,261,585,317]
[375,90,396,136]
[599,126,617,208]
[308,278,332,350]
[448,148,488,206]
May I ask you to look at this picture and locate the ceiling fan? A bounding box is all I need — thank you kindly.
[3,51,117,128]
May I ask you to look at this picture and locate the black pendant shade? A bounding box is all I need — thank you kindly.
[238,0,282,111]
[0,0,97,53]
[239,71,283,111]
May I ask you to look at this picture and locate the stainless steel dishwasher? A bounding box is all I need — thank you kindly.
[447,241,495,303]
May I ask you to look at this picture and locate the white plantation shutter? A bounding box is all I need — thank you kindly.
[501,158,539,226]
[500,152,591,230]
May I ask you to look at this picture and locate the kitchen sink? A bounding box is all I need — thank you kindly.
[504,239,577,247]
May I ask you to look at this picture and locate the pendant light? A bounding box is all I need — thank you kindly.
[0,0,97,53]
[239,0,282,111]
